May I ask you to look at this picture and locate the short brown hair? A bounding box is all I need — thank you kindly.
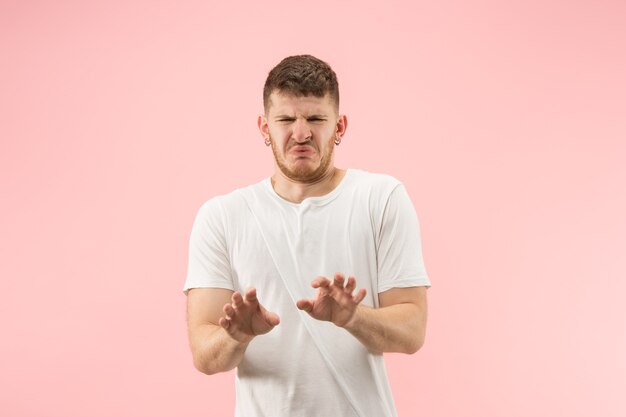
[263,55,339,113]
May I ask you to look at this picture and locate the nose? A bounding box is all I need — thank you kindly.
[291,118,312,143]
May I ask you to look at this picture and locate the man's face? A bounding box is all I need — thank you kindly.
[259,91,346,183]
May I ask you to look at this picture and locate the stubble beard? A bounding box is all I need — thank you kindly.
[270,134,335,184]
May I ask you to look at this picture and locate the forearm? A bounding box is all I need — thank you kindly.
[189,323,249,375]
[343,303,426,354]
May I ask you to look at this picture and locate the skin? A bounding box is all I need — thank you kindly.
[260,91,348,203]
[186,90,428,375]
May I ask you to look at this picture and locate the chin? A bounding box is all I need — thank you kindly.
[282,164,325,182]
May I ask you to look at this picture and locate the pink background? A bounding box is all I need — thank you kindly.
[1,1,625,416]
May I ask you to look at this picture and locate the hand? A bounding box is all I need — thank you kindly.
[296,273,367,328]
[219,288,280,343]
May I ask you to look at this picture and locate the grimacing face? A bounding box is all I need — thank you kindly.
[259,91,346,183]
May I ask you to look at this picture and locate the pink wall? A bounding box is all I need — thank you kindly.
[1,1,625,416]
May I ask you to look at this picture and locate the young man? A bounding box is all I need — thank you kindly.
[184,55,431,417]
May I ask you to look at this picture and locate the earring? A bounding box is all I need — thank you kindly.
[265,137,271,147]
[334,135,341,146]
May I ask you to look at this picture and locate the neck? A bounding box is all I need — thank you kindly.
[271,167,346,204]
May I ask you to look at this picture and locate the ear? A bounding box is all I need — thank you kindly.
[258,114,269,139]
[336,115,348,138]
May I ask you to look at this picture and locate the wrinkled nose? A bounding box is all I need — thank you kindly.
[292,118,312,143]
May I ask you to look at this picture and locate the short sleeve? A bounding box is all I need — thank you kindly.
[183,198,235,294]
[377,184,431,293]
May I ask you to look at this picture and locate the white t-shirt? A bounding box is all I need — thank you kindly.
[184,169,430,417]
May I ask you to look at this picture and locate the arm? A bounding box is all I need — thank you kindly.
[187,288,246,375]
[344,286,427,354]
[351,182,429,354]
[187,287,280,375]
[296,274,427,354]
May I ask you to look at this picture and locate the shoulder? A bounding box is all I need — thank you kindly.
[347,169,403,197]
[194,179,267,220]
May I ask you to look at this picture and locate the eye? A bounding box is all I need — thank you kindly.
[308,118,326,122]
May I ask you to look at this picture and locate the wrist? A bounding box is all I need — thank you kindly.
[341,305,362,331]
[222,328,254,346]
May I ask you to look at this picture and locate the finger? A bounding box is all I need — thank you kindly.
[296,299,314,312]
[345,276,356,293]
[245,287,258,303]
[353,288,367,304]
[311,277,331,288]
[264,311,281,326]
[259,304,280,326]
[232,292,244,307]
[223,303,235,318]
[333,272,345,288]
[218,317,230,329]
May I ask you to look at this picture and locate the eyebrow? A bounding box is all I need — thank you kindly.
[273,114,328,120]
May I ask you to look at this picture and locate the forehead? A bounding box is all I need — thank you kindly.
[267,91,335,116]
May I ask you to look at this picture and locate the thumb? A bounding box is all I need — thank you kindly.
[296,299,314,313]
[265,310,280,326]
[260,306,280,326]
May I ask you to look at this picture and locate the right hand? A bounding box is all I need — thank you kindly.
[218,287,280,343]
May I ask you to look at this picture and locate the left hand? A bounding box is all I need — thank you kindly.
[296,273,367,327]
